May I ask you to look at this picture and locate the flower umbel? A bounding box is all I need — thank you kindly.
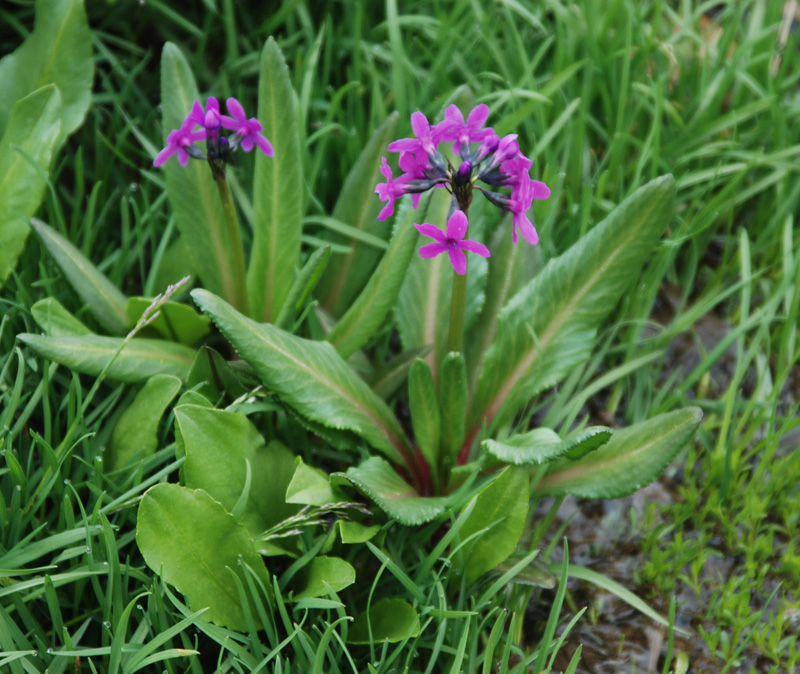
[415,210,490,275]
[375,103,550,249]
[154,97,273,177]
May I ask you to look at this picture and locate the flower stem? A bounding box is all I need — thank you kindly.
[447,261,468,354]
[214,174,250,316]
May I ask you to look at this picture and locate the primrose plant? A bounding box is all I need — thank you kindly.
[189,98,703,589]
[17,36,703,630]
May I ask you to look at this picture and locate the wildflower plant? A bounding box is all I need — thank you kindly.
[16,35,703,631]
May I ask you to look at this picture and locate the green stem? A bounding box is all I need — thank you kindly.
[214,174,250,316]
[448,262,468,354]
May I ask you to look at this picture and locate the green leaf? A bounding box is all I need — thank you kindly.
[408,359,440,469]
[275,245,331,330]
[395,188,453,380]
[337,521,380,544]
[319,113,399,315]
[326,194,426,359]
[484,426,611,466]
[368,345,432,400]
[285,458,340,506]
[249,37,303,323]
[176,405,299,535]
[473,175,677,434]
[466,221,542,390]
[440,352,467,460]
[126,297,210,346]
[31,297,91,337]
[336,457,446,526]
[292,556,355,600]
[0,88,61,283]
[186,346,247,404]
[107,374,182,471]
[456,467,529,585]
[17,333,195,383]
[191,289,412,465]
[136,483,270,631]
[160,43,244,311]
[30,218,128,334]
[539,407,702,498]
[348,597,420,644]
[0,0,92,140]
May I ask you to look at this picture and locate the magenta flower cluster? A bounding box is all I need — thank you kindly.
[154,96,274,169]
[375,104,550,274]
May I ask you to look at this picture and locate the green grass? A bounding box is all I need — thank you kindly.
[1,0,799,672]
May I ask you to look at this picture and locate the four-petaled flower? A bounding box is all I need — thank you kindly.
[221,98,274,156]
[153,114,207,168]
[415,210,490,275]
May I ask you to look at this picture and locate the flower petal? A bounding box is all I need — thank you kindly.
[466,103,490,129]
[254,134,275,156]
[531,180,551,200]
[153,144,176,167]
[460,239,491,257]
[445,210,469,240]
[448,247,467,275]
[226,97,247,122]
[414,223,446,241]
[419,242,447,258]
[410,111,431,139]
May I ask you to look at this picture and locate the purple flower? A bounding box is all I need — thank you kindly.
[153,115,207,167]
[375,157,409,220]
[415,210,490,275]
[188,96,222,132]
[220,97,274,156]
[507,180,544,246]
[388,111,442,155]
[439,104,495,154]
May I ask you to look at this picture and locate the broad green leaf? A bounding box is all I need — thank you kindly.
[473,176,677,434]
[456,467,529,585]
[348,597,420,644]
[394,188,452,381]
[394,190,488,382]
[336,457,446,526]
[107,374,182,471]
[368,345,432,400]
[319,113,399,315]
[285,458,341,506]
[17,333,195,383]
[176,405,298,535]
[466,220,542,390]
[439,352,467,460]
[337,521,380,544]
[292,556,355,600]
[192,289,412,464]
[186,346,247,404]
[0,0,92,139]
[0,88,62,283]
[408,359,440,469]
[31,297,91,336]
[484,426,611,466]
[30,218,128,335]
[126,297,210,346]
[539,407,703,498]
[249,37,303,322]
[136,484,270,631]
[150,235,196,293]
[275,245,331,330]
[160,43,247,313]
[326,194,427,359]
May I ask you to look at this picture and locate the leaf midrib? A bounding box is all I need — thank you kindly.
[480,191,663,431]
